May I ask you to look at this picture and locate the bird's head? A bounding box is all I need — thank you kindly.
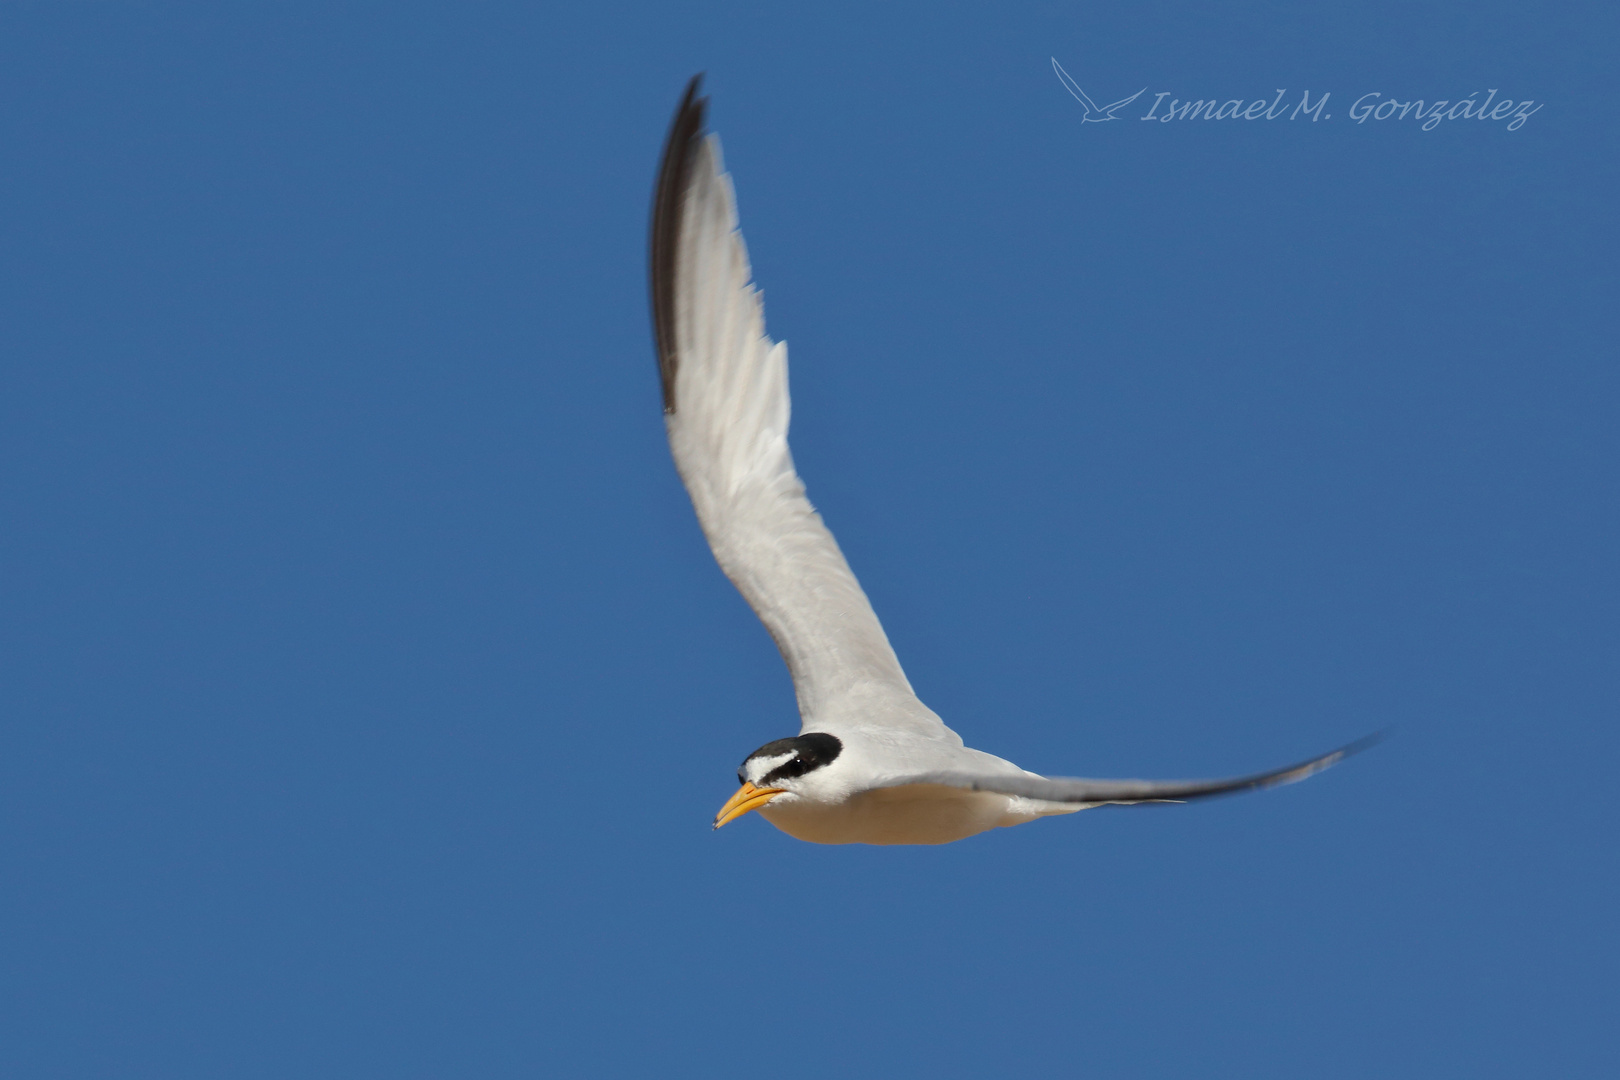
[712,732,844,829]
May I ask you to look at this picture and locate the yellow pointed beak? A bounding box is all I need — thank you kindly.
[713,781,784,830]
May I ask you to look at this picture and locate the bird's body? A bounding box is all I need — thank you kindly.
[649,76,1372,846]
[765,785,1070,847]
[747,692,1083,846]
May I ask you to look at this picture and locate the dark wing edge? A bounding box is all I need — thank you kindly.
[649,74,709,415]
[892,732,1386,806]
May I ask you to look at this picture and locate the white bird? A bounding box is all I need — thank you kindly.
[650,76,1374,846]
[1050,58,1146,122]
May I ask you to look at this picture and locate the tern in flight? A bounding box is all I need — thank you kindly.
[649,76,1375,845]
[1050,58,1146,121]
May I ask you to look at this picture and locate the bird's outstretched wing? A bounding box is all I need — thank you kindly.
[1050,58,1103,114]
[650,76,939,733]
[882,734,1382,805]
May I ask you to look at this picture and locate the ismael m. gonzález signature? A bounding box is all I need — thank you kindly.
[1052,59,1545,131]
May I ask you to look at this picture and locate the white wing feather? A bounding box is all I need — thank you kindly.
[652,84,955,741]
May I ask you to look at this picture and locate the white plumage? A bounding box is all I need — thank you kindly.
[650,77,1372,845]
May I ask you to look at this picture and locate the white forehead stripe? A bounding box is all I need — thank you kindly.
[746,752,795,781]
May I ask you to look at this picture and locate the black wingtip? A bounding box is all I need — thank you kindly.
[1250,729,1387,791]
[1096,729,1387,808]
[1318,728,1390,771]
[649,74,709,416]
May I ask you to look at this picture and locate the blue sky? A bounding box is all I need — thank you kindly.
[0,3,1614,1077]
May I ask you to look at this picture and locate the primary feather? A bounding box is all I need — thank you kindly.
[651,77,952,741]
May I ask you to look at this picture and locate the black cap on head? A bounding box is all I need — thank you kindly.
[739,733,843,786]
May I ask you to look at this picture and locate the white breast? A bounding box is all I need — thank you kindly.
[760,783,1082,846]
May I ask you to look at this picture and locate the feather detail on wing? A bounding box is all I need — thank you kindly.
[882,733,1382,806]
[649,77,943,734]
